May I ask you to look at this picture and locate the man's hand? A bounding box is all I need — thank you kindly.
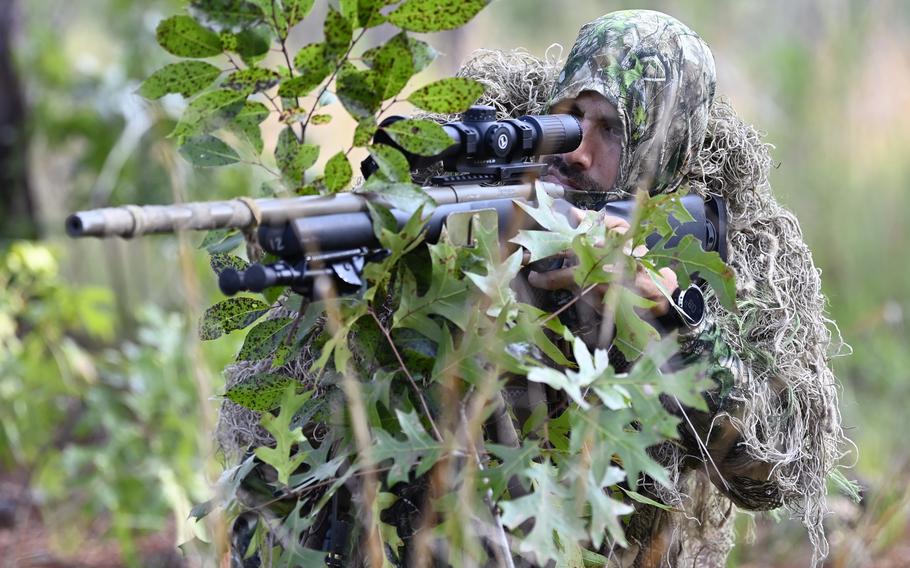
[526,208,678,317]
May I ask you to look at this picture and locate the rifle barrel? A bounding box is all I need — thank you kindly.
[65,182,565,238]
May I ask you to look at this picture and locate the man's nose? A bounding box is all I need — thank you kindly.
[563,130,593,170]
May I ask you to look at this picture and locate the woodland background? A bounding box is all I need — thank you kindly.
[1,0,908,566]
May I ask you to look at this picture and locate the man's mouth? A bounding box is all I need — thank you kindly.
[542,167,578,190]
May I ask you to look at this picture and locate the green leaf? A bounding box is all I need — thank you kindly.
[189,0,265,32]
[139,61,222,99]
[210,253,249,276]
[575,407,671,490]
[498,462,587,565]
[362,33,416,99]
[254,384,312,485]
[646,235,738,312]
[405,37,437,73]
[229,25,272,64]
[309,114,332,125]
[620,487,674,510]
[465,249,523,312]
[236,317,294,361]
[387,0,489,32]
[526,337,609,409]
[372,409,444,485]
[365,182,433,215]
[484,441,541,498]
[282,44,331,97]
[275,127,319,184]
[293,43,330,77]
[284,0,315,30]
[198,296,270,340]
[510,230,573,263]
[178,134,240,166]
[224,372,295,411]
[382,118,454,157]
[324,151,352,192]
[169,88,246,140]
[336,64,382,119]
[612,288,660,360]
[393,244,470,340]
[200,229,244,253]
[586,468,633,548]
[250,0,287,37]
[407,77,484,113]
[324,7,352,61]
[223,67,281,93]
[357,0,391,28]
[156,15,223,58]
[353,116,377,146]
[229,101,269,154]
[368,144,411,183]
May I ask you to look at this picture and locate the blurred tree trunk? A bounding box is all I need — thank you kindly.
[0,0,36,240]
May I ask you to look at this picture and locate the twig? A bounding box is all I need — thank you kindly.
[301,27,368,138]
[368,308,443,442]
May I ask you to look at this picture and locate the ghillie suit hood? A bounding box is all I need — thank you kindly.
[217,13,846,565]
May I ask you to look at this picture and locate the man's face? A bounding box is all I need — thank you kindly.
[543,90,623,196]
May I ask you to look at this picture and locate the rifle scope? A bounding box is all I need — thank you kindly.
[364,106,583,184]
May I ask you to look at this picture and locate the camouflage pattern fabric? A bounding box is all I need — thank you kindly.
[549,10,716,199]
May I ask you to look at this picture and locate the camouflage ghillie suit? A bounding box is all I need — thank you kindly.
[218,10,846,567]
[540,10,845,567]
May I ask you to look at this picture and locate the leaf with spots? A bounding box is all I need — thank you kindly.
[336,64,382,119]
[156,15,223,58]
[353,116,377,146]
[407,77,483,113]
[281,43,331,97]
[236,317,293,362]
[382,118,454,157]
[357,0,391,28]
[178,135,241,166]
[189,0,264,32]
[276,127,319,184]
[223,67,281,93]
[324,7,352,61]
[210,253,249,276]
[198,296,270,340]
[387,0,489,33]
[324,151,352,192]
[309,114,332,125]
[139,61,222,99]
[406,37,437,72]
[225,372,295,411]
[368,144,410,183]
[169,89,246,140]
[284,0,315,30]
[228,101,269,154]
[362,33,415,99]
